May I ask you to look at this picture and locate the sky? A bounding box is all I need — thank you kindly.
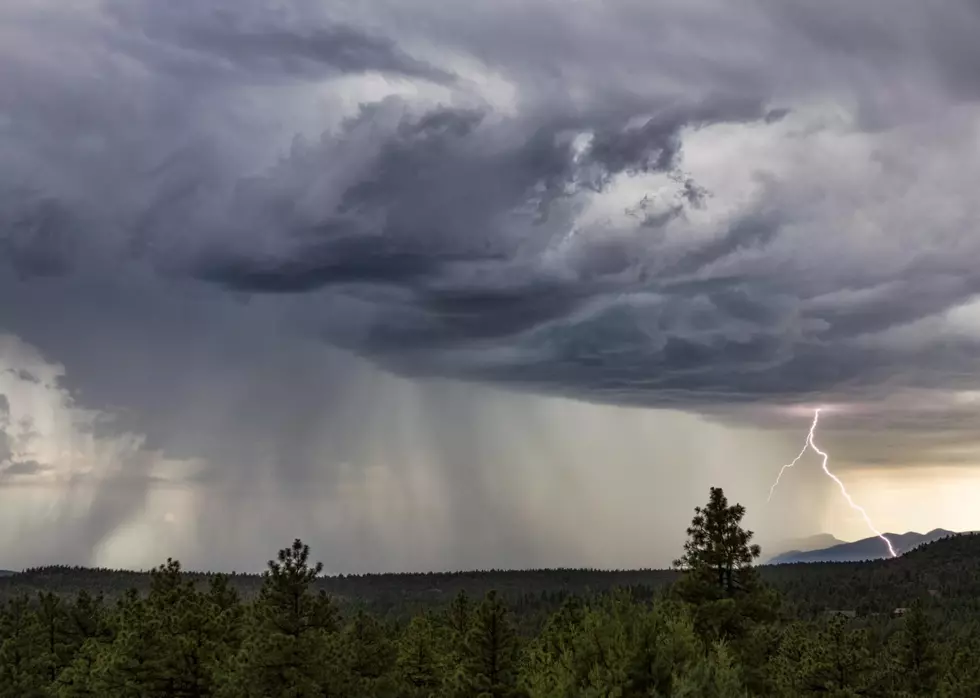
[2,0,980,573]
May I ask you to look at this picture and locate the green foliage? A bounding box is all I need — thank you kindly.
[447,590,472,645]
[452,590,526,698]
[673,486,761,600]
[0,595,46,698]
[520,592,716,696]
[801,614,879,695]
[672,642,748,697]
[2,491,978,698]
[229,540,340,697]
[673,487,778,653]
[937,644,980,697]
[397,613,445,696]
[894,601,940,695]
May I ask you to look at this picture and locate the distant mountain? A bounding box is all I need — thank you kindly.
[765,533,846,561]
[0,570,15,577]
[768,528,958,564]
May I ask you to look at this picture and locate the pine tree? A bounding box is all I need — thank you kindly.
[147,558,206,696]
[672,486,776,645]
[673,486,761,600]
[896,600,940,695]
[431,588,472,689]
[55,591,112,697]
[445,590,471,648]
[68,591,109,644]
[673,642,749,698]
[805,614,876,695]
[229,539,339,698]
[937,644,980,698]
[90,589,171,697]
[336,609,397,697]
[520,593,703,697]
[203,573,244,680]
[396,614,443,696]
[624,599,700,696]
[562,597,633,695]
[453,591,526,698]
[517,597,585,697]
[0,595,46,698]
[32,592,78,686]
[141,562,243,698]
[766,622,813,696]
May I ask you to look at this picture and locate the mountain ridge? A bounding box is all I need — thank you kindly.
[764,533,846,561]
[767,528,958,564]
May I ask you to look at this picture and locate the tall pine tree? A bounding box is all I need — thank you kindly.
[673,486,761,600]
[453,591,526,698]
[673,487,776,645]
[229,539,339,698]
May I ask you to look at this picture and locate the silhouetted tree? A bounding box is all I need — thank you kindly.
[673,486,761,600]
[673,487,777,647]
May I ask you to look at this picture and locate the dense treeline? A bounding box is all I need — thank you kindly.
[0,566,681,629]
[2,487,979,696]
[7,540,979,622]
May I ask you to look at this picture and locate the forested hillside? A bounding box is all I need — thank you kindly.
[2,487,979,696]
[5,534,976,621]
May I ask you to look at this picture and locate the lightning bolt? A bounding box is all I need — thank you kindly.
[767,440,809,503]
[769,408,897,558]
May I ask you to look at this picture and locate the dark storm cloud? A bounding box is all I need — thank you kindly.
[0,192,79,279]
[3,0,980,571]
[187,97,774,352]
[581,96,765,180]
[198,237,455,293]
[760,0,980,103]
[104,0,454,85]
[190,115,588,291]
[3,0,980,415]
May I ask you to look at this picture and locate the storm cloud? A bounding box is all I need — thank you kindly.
[2,0,980,571]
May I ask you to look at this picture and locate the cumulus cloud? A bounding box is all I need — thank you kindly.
[1,0,980,569]
[0,334,179,567]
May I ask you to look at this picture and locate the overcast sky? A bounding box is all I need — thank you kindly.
[2,0,980,573]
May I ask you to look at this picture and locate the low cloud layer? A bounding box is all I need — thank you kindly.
[1,0,980,570]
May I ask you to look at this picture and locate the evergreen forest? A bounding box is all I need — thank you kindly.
[3,486,980,697]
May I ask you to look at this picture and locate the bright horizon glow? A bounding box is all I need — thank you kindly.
[769,408,897,557]
[823,466,980,540]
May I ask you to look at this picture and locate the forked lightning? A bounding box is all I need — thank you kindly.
[768,408,897,558]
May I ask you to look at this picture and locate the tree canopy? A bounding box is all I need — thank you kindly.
[2,486,979,697]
